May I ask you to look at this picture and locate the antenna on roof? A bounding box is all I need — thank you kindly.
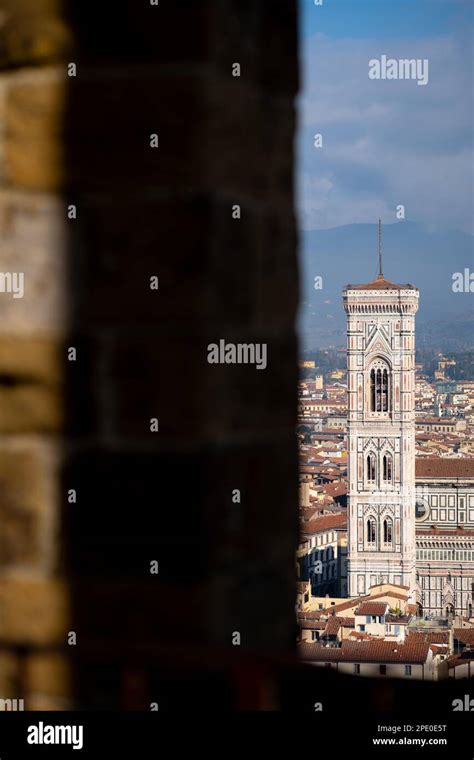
[378,218,383,279]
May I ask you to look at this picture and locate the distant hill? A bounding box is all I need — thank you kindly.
[298,221,474,351]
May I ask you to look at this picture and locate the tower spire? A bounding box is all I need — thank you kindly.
[378,218,383,279]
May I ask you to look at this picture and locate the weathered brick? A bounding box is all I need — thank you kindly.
[0,190,68,335]
[0,443,58,569]
[0,336,61,384]
[0,338,63,432]
[4,69,66,191]
[0,13,73,69]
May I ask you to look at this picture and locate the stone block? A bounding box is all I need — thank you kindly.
[0,337,62,432]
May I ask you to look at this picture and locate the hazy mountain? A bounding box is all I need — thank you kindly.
[298,221,474,352]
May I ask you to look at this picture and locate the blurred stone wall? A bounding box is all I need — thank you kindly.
[0,0,299,710]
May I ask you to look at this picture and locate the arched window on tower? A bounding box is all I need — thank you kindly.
[367,453,376,482]
[383,518,393,544]
[369,360,391,412]
[382,454,393,483]
[366,518,376,544]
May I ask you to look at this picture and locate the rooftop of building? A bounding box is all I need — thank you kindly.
[355,601,389,617]
[298,639,430,664]
[453,628,474,645]
[300,512,347,535]
[415,457,474,478]
[345,273,418,291]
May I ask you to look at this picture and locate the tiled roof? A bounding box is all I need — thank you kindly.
[300,513,347,535]
[324,589,409,618]
[447,652,474,669]
[298,611,322,620]
[324,617,342,636]
[348,632,375,641]
[346,276,416,291]
[453,629,474,646]
[298,639,430,664]
[355,602,388,617]
[408,631,449,645]
[299,619,326,631]
[338,617,355,628]
[430,645,448,655]
[298,643,344,662]
[342,640,430,663]
[415,457,474,478]
[323,483,348,498]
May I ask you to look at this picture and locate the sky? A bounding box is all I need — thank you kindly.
[297,0,474,234]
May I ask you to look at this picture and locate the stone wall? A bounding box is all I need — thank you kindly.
[0,1,299,709]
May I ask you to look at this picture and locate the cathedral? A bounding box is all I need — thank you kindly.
[343,254,474,617]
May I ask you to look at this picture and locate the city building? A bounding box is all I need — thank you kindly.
[343,265,419,596]
[415,458,474,617]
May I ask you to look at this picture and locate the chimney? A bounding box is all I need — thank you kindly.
[300,482,311,508]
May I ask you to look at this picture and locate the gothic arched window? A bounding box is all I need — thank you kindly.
[383,518,393,544]
[367,453,376,482]
[382,454,393,482]
[369,360,391,412]
[367,518,376,544]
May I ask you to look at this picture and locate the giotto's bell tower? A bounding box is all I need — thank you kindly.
[343,227,419,597]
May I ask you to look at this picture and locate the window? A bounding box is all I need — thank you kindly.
[379,665,386,675]
[367,453,376,482]
[383,518,393,544]
[370,361,390,412]
[354,664,360,675]
[382,454,392,482]
[359,625,366,632]
[405,665,412,676]
[366,518,376,543]
[311,631,319,641]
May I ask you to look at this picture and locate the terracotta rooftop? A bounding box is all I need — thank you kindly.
[346,275,417,291]
[298,611,322,620]
[453,629,474,646]
[324,617,342,636]
[298,639,430,664]
[415,457,474,479]
[298,619,326,631]
[447,652,474,669]
[355,602,388,617]
[408,631,450,645]
[300,513,347,535]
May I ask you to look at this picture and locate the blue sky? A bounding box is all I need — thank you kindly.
[297,0,474,233]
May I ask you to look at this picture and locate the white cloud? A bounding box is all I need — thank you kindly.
[297,32,474,232]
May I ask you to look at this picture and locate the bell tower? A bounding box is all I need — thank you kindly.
[343,225,419,597]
